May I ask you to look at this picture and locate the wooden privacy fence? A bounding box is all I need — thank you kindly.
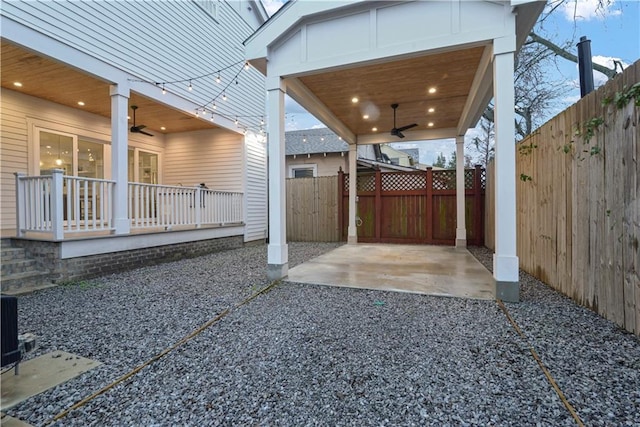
[486,60,639,335]
[286,176,340,242]
[339,167,485,245]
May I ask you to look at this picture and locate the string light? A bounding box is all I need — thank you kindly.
[216,75,221,84]
[222,93,227,101]
[213,103,217,110]
[188,81,193,91]
[244,62,250,70]
[162,84,166,95]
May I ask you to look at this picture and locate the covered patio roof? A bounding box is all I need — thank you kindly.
[246,0,544,145]
[245,0,545,302]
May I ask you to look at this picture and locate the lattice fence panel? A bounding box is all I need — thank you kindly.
[357,174,376,192]
[381,173,426,191]
[481,169,487,189]
[432,170,456,190]
[344,175,350,192]
[464,170,474,189]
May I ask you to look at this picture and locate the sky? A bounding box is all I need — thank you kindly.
[261,0,640,166]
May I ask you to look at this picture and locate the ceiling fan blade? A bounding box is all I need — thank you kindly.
[136,124,147,130]
[396,130,405,138]
[139,130,154,137]
[396,123,418,132]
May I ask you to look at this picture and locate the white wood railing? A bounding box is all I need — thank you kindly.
[15,170,115,239]
[128,183,243,229]
[15,170,244,239]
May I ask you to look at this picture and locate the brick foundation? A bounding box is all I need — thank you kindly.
[10,235,244,284]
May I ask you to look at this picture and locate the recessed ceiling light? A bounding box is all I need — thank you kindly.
[77,101,85,106]
[428,122,434,127]
[13,82,23,87]
[160,126,166,131]
[372,127,378,132]
[45,145,51,149]
[428,107,435,113]
[351,97,359,103]
[363,114,369,120]
[127,115,131,120]
[428,87,437,94]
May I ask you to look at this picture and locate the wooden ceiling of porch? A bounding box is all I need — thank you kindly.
[298,46,485,137]
[0,41,217,134]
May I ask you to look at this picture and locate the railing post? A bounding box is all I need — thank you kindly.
[194,187,202,228]
[14,172,26,237]
[51,169,64,240]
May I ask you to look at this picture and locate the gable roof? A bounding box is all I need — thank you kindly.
[285,128,348,155]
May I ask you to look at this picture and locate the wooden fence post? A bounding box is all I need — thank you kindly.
[426,167,433,244]
[338,167,345,241]
[375,168,382,240]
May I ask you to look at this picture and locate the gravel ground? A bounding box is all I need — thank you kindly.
[4,243,639,426]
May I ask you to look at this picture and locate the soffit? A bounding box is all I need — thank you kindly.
[297,46,486,137]
[0,41,217,134]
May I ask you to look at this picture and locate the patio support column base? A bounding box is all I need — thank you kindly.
[455,238,467,248]
[347,235,358,244]
[267,263,288,280]
[496,280,519,302]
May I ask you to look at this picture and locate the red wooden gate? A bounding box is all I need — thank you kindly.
[338,167,485,245]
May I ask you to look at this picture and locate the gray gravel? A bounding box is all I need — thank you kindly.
[5,243,639,426]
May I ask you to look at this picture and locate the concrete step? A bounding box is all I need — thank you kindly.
[1,271,55,295]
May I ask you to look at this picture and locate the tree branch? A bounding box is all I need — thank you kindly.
[529,32,617,79]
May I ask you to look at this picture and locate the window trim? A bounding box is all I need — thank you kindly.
[288,164,317,178]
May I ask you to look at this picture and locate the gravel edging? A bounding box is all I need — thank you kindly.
[4,243,639,426]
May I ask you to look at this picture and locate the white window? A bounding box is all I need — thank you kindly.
[288,164,317,178]
[128,149,159,184]
[38,129,105,178]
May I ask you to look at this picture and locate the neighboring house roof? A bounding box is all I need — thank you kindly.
[398,148,420,164]
[356,158,417,172]
[286,128,349,155]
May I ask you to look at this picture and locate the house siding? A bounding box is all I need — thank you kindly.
[0,88,167,233]
[1,1,265,130]
[244,134,268,242]
[164,129,243,192]
[287,154,348,177]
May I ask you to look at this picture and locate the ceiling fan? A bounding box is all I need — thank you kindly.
[390,103,417,139]
[130,105,153,137]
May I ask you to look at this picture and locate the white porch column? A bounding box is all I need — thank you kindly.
[266,76,288,279]
[110,83,130,235]
[455,135,467,248]
[493,46,519,302]
[347,143,358,244]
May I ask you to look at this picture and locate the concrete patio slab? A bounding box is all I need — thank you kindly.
[1,351,101,411]
[286,244,495,300]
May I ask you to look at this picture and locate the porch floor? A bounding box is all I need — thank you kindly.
[286,244,495,300]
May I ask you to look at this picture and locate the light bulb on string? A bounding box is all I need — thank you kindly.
[235,116,239,126]
[195,109,199,117]
[213,103,217,110]
[260,117,264,125]
[222,93,227,101]
[188,81,193,91]
[216,75,221,84]
[244,62,250,70]
[162,84,166,95]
